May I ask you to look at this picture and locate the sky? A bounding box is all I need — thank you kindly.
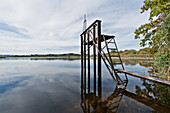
[0,0,149,55]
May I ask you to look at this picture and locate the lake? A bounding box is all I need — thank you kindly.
[0,58,169,113]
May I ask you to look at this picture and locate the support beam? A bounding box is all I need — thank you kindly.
[93,26,96,94]
[81,35,84,99]
[88,34,90,93]
[84,34,86,95]
[97,21,102,97]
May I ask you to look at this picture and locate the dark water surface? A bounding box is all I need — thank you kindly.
[0,58,169,113]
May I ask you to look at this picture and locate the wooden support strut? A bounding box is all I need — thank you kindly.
[97,21,102,97]
[93,25,96,94]
[81,35,83,99]
[83,33,86,96]
[88,33,90,93]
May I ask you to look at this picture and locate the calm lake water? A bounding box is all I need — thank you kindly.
[0,58,169,113]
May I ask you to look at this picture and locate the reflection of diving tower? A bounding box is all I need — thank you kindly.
[80,20,128,97]
[80,81,127,113]
[80,79,170,113]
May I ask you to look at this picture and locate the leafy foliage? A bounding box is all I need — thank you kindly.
[134,0,170,79]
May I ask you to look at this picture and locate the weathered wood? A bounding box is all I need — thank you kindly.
[84,34,86,95]
[97,21,102,97]
[116,69,170,86]
[93,26,96,94]
[85,35,115,45]
[81,35,83,98]
[88,33,90,93]
[81,20,101,36]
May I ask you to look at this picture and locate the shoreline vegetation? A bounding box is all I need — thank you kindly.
[134,0,169,81]
[0,48,153,59]
[0,53,81,59]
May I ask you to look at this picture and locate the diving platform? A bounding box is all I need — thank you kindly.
[85,35,115,45]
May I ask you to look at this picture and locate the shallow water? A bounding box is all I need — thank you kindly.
[0,58,169,113]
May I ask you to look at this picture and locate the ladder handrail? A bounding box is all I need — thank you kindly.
[113,38,128,81]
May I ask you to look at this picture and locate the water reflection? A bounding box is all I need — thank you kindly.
[81,75,170,113]
[81,86,127,113]
[112,59,153,67]
[0,59,82,113]
[0,57,80,61]
[1,58,153,68]
[0,58,169,113]
[135,80,170,111]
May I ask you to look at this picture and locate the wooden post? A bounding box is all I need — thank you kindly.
[88,33,90,93]
[97,21,102,97]
[93,26,96,94]
[83,33,86,95]
[81,35,84,99]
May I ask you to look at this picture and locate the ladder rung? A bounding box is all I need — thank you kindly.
[110,100,119,105]
[107,95,120,100]
[108,42,115,43]
[113,63,122,65]
[110,105,119,110]
[108,48,117,50]
[111,55,119,57]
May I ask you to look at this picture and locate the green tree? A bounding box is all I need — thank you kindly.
[134,0,170,79]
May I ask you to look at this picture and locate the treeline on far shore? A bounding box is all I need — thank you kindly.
[0,48,153,59]
[0,56,6,58]
[0,53,81,58]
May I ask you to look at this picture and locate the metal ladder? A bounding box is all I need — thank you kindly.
[89,33,128,88]
[104,35,128,86]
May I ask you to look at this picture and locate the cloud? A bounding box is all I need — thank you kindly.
[0,0,149,54]
[0,23,20,34]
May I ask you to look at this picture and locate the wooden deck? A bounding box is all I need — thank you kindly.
[115,69,170,86]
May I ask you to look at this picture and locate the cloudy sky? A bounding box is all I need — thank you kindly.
[0,0,149,55]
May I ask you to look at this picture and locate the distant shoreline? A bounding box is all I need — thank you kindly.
[0,52,153,60]
[0,56,153,60]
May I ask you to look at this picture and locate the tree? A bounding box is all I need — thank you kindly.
[134,0,170,79]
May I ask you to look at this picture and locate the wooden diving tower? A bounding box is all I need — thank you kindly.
[80,19,170,113]
[80,20,128,97]
[80,20,170,98]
